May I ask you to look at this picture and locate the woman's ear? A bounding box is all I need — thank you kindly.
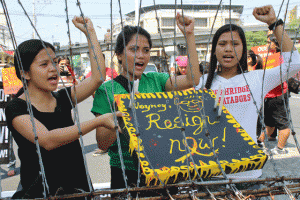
[21,70,31,81]
[116,53,122,64]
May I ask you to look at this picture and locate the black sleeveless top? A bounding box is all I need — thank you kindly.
[5,87,90,198]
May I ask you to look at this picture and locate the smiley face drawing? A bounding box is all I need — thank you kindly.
[177,97,203,112]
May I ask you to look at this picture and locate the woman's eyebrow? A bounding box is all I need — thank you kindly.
[37,57,55,64]
[230,39,241,43]
[36,59,48,63]
[128,45,150,49]
[218,39,240,43]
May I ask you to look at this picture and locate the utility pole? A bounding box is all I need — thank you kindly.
[32,0,51,39]
[2,29,5,45]
[0,25,9,49]
[135,0,139,26]
[32,0,36,39]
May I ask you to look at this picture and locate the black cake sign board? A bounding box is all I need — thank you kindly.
[115,89,267,186]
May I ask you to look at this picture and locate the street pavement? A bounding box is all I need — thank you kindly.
[1,94,300,199]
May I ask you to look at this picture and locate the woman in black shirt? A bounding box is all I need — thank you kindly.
[5,16,122,199]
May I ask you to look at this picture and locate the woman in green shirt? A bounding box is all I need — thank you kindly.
[91,13,201,197]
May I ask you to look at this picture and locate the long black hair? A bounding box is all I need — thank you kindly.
[115,25,152,64]
[205,24,248,89]
[268,34,281,53]
[247,49,263,70]
[14,39,55,97]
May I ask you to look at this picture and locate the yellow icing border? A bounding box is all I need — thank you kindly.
[115,89,268,186]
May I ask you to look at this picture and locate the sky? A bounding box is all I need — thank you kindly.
[2,0,300,48]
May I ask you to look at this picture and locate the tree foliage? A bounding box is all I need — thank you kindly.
[287,9,300,32]
[287,17,300,54]
[245,31,268,50]
[288,19,300,31]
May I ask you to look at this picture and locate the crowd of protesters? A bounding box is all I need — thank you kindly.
[2,4,300,199]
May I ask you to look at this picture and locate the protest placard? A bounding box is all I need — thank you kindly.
[263,53,281,69]
[251,45,282,69]
[0,81,11,164]
[251,44,269,59]
[2,67,23,95]
[115,89,268,186]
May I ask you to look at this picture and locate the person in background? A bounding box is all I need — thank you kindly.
[258,30,292,153]
[264,31,279,141]
[199,61,210,74]
[175,55,188,75]
[104,28,112,50]
[267,32,281,53]
[57,56,78,88]
[247,49,263,71]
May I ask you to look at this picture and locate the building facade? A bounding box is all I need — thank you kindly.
[0,9,14,66]
[112,3,244,72]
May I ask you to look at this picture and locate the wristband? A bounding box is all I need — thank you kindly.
[268,19,284,31]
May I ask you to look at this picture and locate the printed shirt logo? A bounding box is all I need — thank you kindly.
[212,85,251,105]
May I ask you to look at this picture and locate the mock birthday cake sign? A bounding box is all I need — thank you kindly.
[115,89,268,186]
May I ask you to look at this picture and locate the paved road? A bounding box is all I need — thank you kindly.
[1,94,300,199]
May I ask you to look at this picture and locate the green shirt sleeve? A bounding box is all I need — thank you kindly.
[140,72,170,93]
[91,82,114,115]
[91,80,129,115]
[158,72,170,91]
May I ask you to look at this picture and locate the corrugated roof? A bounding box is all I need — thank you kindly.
[126,4,244,17]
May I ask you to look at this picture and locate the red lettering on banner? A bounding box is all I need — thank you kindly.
[225,88,229,95]
[239,95,243,103]
[213,86,252,105]
[235,96,239,103]
[247,94,251,101]
[229,96,234,104]
[225,96,230,104]
[246,85,250,92]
